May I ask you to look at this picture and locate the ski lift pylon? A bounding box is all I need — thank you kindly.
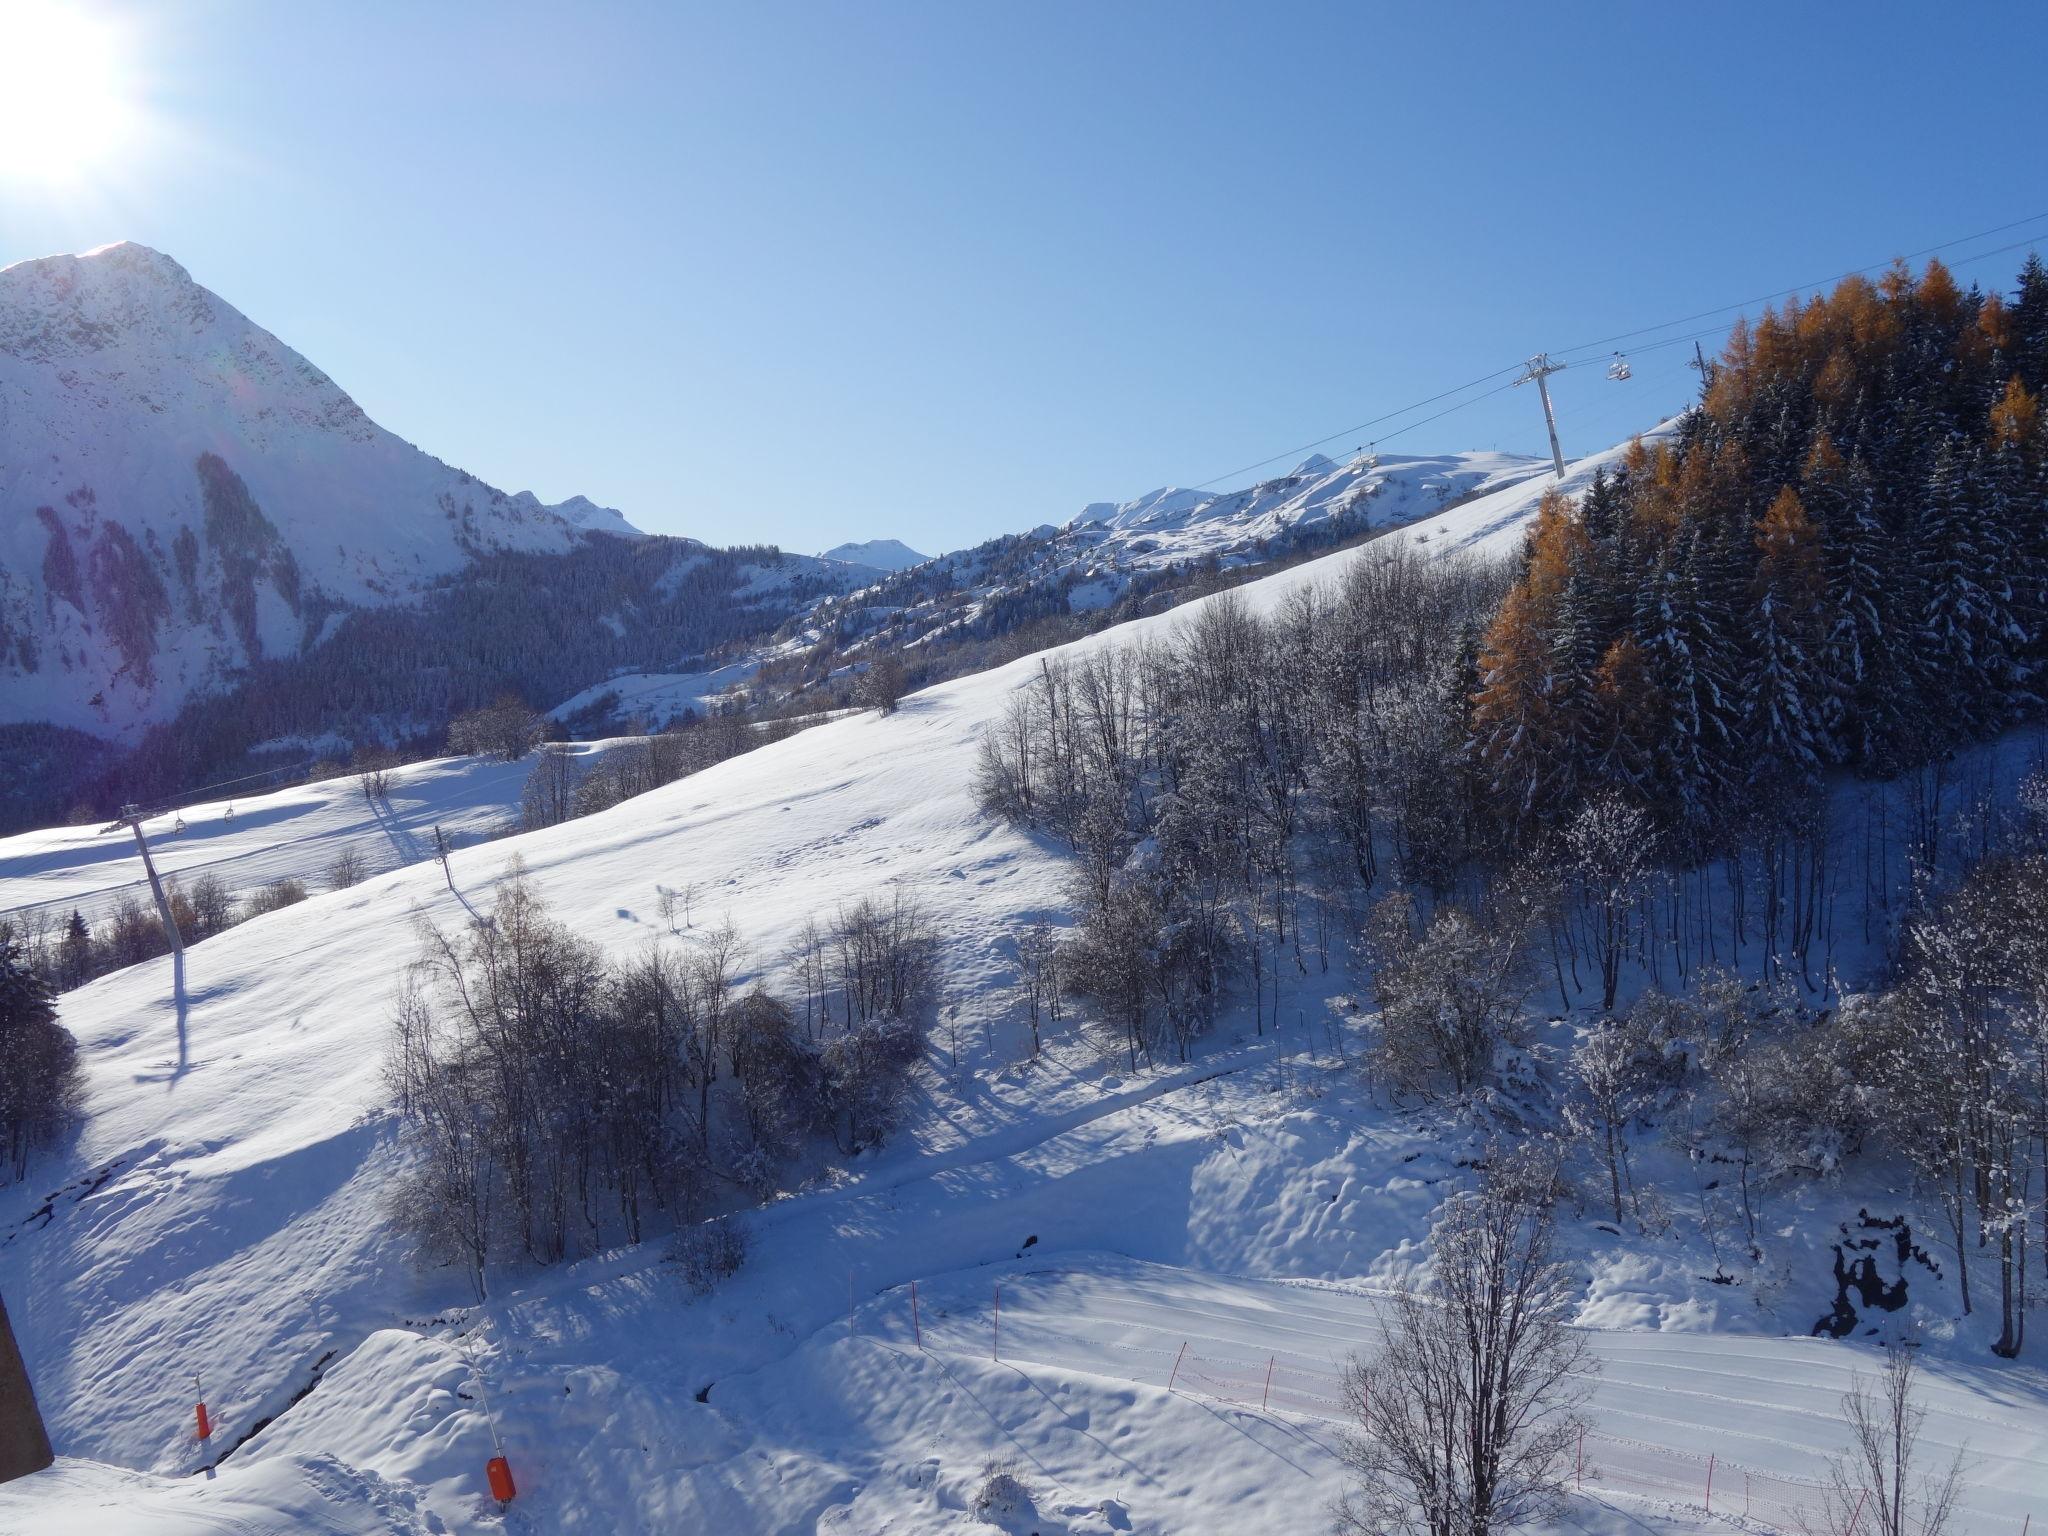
[1606,352,1632,382]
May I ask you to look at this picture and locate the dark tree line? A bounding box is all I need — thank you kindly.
[386,875,935,1296]
[0,936,83,1182]
[1474,255,2048,854]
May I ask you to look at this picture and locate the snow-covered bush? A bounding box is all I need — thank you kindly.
[820,1016,919,1154]
[1365,892,1533,1100]
[971,1459,1033,1526]
[385,872,936,1291]
[667,1215,750,1297]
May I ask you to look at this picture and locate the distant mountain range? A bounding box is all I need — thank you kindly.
[785,446,1552,679]
[0,240,1568,827]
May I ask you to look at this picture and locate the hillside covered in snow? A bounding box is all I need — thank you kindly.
[4,429,2045,1535]
[577,446,1572,731]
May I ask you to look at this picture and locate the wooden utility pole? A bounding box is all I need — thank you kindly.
[0,1290,52,1485]
[1515,353,1569,479]
[106,805,183,957]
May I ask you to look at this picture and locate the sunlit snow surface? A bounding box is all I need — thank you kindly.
[5,419,2044,1534]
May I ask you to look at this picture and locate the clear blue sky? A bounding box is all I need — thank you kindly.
[5,0,2045,554]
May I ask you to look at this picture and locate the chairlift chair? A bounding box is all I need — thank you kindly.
[1606,352,1632,382]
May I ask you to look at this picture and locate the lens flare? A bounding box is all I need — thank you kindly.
[0,1,141,189]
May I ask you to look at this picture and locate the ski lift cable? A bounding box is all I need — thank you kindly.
[1356,377,1523,450]
[1186,362,1529,491]
[118,758,320,826]
[1547,212,2048,364]
[1182,210,2048,500]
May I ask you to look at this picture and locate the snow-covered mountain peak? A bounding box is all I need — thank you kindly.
[0,241,221,364]
[508,491,646,538]
[819,537,928,572]
[0,243,595,739]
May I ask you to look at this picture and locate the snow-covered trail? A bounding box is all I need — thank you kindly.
[863,1257,2046,1533]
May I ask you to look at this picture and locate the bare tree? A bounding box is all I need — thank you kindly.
[432,824,455,890]
[355,748,394,804]
[1565,1013,1658,1227]
[1334,1160,1593,1536]
[1809,1347,1965,1536]
[1019,918,1062,1056]
[1564,792,1656,1010]
[447,695,547,760]
[520,744,580,831]
[326,845,365,891]
[186,872,234,937]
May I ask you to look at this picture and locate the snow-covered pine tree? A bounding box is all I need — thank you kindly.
[1743,486,1827,792]
[1805,435,1898,764]
[0,938,84,1181]
[1914,436,2017,737]
[2012,251,2048,392]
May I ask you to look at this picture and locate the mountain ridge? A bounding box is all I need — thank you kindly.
[0,243,630,739]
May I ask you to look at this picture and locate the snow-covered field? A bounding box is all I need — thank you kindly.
[0,742,621,931]
[4,420,2044,1534]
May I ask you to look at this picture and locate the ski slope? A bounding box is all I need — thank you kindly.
[0,742,622,931]
[4,416,2041,1534]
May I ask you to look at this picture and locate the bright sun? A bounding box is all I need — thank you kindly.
[0,0,139,189]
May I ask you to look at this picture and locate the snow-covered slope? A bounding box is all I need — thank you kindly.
[820,537,927,571]
[8,422,2038,1535]
[0,741,625,932]
[0,243,630,739]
